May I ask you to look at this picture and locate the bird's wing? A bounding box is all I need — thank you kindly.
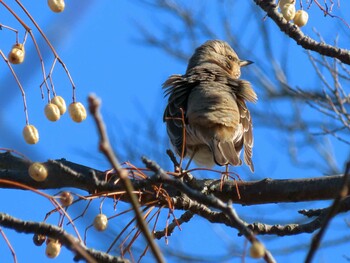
[163,66,221,155]
[163,74,196,155]
[228,79,256,172]
[237,98,254,172]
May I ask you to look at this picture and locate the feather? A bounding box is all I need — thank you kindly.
[217,140,242,166]
[163,40,257,171]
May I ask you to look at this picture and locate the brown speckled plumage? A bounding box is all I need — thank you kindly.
[163,40,257,172]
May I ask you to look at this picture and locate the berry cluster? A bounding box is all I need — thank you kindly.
[22,98,87,145]
[22,96,87,145]
[279,0,309,27]
[7,41,87,145]
[3,1,86,145]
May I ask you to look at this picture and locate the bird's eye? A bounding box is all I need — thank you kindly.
[228,55,233,60]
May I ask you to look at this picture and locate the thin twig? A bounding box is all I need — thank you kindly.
[247,197,350,236]
[0,228,17,263]
[0,23,19,43]
[15,0,77,101]
[0,50,29,124]
[0,1,50,95]
[154,210,194,240]
[87,94,165,263]
[305,160,350,263]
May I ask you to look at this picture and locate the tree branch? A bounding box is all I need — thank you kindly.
[305,160,350,263]
[0,213,128,263]
[253,0,350,65]
[0,152,347,205]
[142,156,277,263]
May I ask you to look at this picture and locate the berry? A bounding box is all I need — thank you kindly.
[45,240,61,258]
[249,241,265,259]
[45,103,61,122]
[69,102,87,123]
[23,125,39,144]
[8,44,25,64]
[33,234,46,246]
[51,96,67,115]
[281,3,296,21]
[278,0,295,7]
[294,10,309,27]
[28,162,48,182]
[48,0,65,13]
[93,214,108,231]
[59,191,73,207]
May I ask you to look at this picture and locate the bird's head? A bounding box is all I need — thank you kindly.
[186,40,252,79]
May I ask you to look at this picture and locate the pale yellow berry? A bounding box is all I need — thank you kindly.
[45,103,61,122]
[23,125,39,144]
[294,10,309,27]
[48,0,65,13]
[69,102,87,123]
[93,214,108,231]
[51,96,66,115]
[59,191,73,207]
[249,241,265,259]
[28,162,48,182]
[45,240,61,258]
[281,3,296,21]
[8,44,25,64]
[278,0,295,7]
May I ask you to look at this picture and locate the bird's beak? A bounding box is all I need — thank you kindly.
[240,60,253,67]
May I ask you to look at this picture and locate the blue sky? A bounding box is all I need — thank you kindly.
[1,1,350,262]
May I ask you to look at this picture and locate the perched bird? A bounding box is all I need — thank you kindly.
[163,40,257,172]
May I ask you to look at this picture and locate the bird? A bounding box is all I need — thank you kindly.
[163,40,257,172]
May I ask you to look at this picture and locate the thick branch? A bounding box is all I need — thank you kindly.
[247,196,350,236]
[0,152,346,206]
[0,213,128,263]
[253,0,350,65]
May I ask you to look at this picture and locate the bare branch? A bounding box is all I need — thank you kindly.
[253,0,350,64]
[0,213,128,263]
[305,160,350,263]
[142,156,277,263]
[87,95,165,263]
[0,151,347,205]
